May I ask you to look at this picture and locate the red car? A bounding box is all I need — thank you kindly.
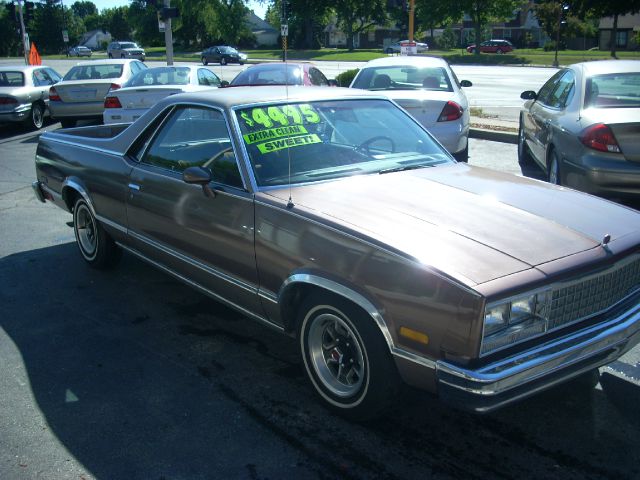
[229,62,337,87]
[466,39,514,54]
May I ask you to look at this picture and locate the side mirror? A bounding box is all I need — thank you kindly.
[460,80,472,87]
[521,90,537,100]
[220,80,229,87]
[327,79,338,87]
[183,166,215,197]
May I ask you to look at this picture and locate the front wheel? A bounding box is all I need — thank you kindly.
[453,142,469,163]
[73,197,121,269]
[108,53,113,59]
[298,293,399,421]
[201,56,208,65]
[517,119,534,166]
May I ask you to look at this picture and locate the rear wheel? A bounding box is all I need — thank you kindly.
[496,48,504,54]
[517,118,534,166]
[201,56,208,65]
[73,197,121,269]
[25,103,44,130]
[220,57,227,65]
[453,142,469,163]
[108,53,113,59]
[548,148,561,185]
[385,48,393,54]
[298,292,400,421]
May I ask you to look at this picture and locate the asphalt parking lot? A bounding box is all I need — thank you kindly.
[1,115,639,479]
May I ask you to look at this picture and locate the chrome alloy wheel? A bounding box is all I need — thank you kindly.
[307,311,366,398]
[75,203,98,260]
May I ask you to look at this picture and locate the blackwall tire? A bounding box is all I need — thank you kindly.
[73,197,121,269]
[298,292,399,421]
[548,148,561,185]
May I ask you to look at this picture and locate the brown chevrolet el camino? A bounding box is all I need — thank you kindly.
[33,86,640,420]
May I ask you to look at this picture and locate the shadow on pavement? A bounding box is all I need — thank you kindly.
[1,242,640,479]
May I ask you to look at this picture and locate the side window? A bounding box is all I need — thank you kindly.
[141,107,243,188]
[202,69,221,86]
[33,69,52,86]
[197,69,209,85]
[309,68,328,86]
[546,70,575,109]
[46,68,62,83]
[536,70,566,106]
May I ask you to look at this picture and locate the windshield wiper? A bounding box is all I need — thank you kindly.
[378,164,434,175]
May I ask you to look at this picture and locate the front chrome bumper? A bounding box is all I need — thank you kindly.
[436,297,640,412]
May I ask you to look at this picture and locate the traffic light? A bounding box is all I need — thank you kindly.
[24,1,35,22]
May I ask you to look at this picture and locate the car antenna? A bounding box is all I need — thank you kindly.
[282,18,294,209]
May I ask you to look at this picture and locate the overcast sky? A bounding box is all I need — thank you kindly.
[86,0,268,20]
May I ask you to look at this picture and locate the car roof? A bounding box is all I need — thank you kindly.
[160,85,384,110]
[576,59,640,75]
[73,59,139,66]
[0,65,53,73]
[359,55,448,68]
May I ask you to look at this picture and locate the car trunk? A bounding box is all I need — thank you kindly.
[586,108,640,162]
[55,81,114,103]
[114,88,183,109]
[383,91,454,128]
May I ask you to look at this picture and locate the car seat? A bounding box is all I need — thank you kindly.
[373,74,391,89]
[422,76,440,89]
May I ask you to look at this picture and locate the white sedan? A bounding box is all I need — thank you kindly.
[350,56,472,162]
[103,65,223,124]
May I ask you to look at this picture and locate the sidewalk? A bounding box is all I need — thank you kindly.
[469,115,518,144]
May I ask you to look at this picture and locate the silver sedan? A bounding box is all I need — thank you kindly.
[48,59,147,128]
[0,65,62,129]
[350,56,472,161]
[519,59,640,199]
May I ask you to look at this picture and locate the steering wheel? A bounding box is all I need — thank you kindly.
[356,136,396,156]
[202,147,234,168]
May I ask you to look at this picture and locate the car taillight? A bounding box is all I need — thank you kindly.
[48,87,61,101]
[0,97,18,105]
[580,123,621,153]
[437,101,463,122]
[109,83,121,91]
[104,96,122,108]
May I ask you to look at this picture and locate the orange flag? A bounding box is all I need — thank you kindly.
[29,42,42,66]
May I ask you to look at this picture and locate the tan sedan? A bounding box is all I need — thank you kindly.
[48,59,147,128]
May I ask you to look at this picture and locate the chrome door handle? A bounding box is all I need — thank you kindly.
[128,183,141,191]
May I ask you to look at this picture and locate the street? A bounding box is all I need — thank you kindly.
[1,112,639,479]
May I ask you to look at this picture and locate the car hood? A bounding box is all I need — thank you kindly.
[263,164,640,286]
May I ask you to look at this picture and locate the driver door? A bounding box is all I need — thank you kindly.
[126,105,261,314]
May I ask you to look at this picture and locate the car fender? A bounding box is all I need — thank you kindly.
[62,176,94,214]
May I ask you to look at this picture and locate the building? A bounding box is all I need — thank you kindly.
[599,13,640,51]
[80,30,112,50]
[245,12,279,47]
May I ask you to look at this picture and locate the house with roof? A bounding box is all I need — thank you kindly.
[246,12,279,47]
[80,29,112,50]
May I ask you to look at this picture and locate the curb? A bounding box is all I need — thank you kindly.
[470,127,518,144]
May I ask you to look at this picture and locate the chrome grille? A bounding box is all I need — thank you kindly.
[547,256,640,330]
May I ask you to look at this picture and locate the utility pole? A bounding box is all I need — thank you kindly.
[408,0,415,41]
[16,0,29,65]
[164,0,174,65]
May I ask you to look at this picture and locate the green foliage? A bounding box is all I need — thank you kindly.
[335,68,359,86]
[71,1,98,19]
[213,0,252,45]
[29,2,86,53]
[334,0,388,50]
[0,5,21,57]
[438,27,457,50]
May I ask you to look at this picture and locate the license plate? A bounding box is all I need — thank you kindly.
[71,89,97,100]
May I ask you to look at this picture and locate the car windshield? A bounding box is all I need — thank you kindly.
[231,65,303,86]
[235,98,451,187]
[63,64,124,81]
[219,46,237,54]
[585,72,640,108]
[120,43,138,49]
[0,71,25,87]
[351,66,453,91]
[125,67,191,87]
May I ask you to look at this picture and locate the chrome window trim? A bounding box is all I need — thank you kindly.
[46,137,122,158]
[95,214,127,234]
[117,242,284,334]
[127,229,258,295]
[280,273,436,370]
[255,198,481,293]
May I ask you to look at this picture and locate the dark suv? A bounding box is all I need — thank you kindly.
[201,46,246,66]
[466,39,514,54]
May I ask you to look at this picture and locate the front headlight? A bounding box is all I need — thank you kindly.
[481,291,551,355]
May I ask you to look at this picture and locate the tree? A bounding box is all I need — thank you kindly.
[212,0,252,45]
[414,0,461,41]
[29,1,85,53]
[71,1,97,19]
[268,0,332,49]
[102,6,130,40]
[128,0,164,46]
[333,0,388,51]
[0,2,21,57]
[171,0,220,48]
[453,0,520,54]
